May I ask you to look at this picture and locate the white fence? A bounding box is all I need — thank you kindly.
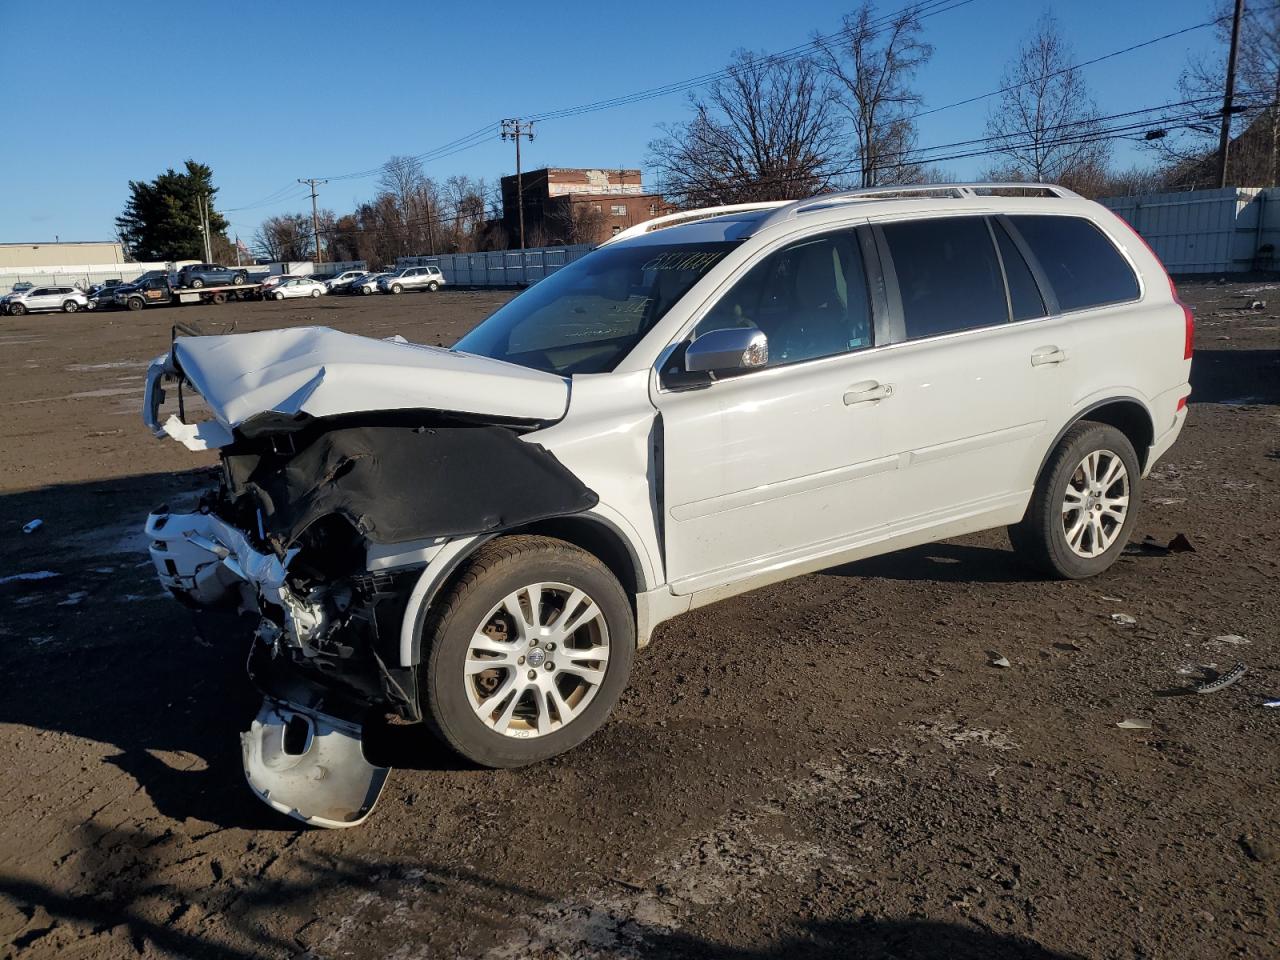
[397,245,594,286]
[1100,187,1280,274]
[0,260,192,294]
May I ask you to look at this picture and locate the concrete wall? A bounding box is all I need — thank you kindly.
[0,242,127,269]
[1099,187,1280,274]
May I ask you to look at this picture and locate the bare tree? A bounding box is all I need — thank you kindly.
[1157,3,1280,187]
[984,15,1111,191]
[815,2,932,186]
[253,213,314,261]
[547,199,608,245]
[649,49,840,206]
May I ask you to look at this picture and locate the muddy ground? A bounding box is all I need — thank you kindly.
[0,282,1276,960]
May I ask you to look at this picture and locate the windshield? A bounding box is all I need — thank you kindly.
[454,241,739,375]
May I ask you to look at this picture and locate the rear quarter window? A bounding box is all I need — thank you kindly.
[1009,215,1140,312]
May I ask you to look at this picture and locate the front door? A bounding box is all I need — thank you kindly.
[653,226,898,595]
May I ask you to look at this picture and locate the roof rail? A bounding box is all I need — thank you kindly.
[600,201,788,246]
[754,182,1080,232]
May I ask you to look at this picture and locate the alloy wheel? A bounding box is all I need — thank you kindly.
[465,582,610,738]
[1062,449,1129,558]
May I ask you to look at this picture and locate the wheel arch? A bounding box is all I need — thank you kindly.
[400,515,645,668]
[1037,397,1156,482]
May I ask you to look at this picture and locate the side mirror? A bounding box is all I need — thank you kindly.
[685,327,768,375]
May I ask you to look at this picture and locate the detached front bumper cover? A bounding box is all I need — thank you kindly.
[241,699,390,829]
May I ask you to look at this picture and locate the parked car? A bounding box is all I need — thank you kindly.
[377,265,445,294]
[175,263,249,288]
[4,285,90,315]
[324,270,366,292]
[261,274,302,294]
[140,183,1192,827]
[86,286,120,311]
[349,272,391,295]
[10,282,34,295]
[268,277,327,300]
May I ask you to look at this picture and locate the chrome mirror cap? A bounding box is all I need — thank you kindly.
[685,328,769,374]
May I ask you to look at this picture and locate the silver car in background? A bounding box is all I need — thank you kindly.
[4,285,90,315]
[377,265,445,294]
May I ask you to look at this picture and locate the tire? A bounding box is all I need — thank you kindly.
[273,291,285,301]
[9,303,26,316]
[190,278,204,289]
[211,292,227,305]
[310,288,321,298]
[232,273,246,285]
[127,298,144,311]
[362,286,374,295]
[63,300,79,313]
[420,536,635,768]
[390,283,402,294]
[1009,422,1141,579]
[427,281,439,292]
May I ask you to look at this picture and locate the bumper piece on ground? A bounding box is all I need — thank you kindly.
[241,698,390,829]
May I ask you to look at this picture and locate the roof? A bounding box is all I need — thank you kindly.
[600,183,1092,248]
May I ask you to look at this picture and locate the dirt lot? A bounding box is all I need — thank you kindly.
[0,283,1276,959]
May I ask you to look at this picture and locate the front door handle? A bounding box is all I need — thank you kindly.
[1031,346,1067,366]
[844,380,894,405]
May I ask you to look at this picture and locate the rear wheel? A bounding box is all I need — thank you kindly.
[62,300,79,313]
[427,280,439,291]
[421,536,635,768]
[1009,422,1140,579]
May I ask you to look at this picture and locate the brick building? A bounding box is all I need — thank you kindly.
[500,168,672,246]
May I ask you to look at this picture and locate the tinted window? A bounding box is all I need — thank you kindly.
[994,220,1046,321]
[1009,215,1139,311]
[882,216,1007,339]
[694,230,872,367]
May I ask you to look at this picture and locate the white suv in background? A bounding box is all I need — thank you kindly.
[140,183,1191,827]
[378,265,445,294]
[4,285,90,315]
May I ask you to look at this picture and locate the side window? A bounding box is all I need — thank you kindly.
[1008,215,1139,311]
[881,216,1008,339]
[694,230,872,367]
[993,220,1046,321]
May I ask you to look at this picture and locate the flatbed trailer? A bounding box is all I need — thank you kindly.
[119,281,263,310]
[172,283,263,305]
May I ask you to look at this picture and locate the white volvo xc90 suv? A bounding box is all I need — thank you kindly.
[140,183,1192,827]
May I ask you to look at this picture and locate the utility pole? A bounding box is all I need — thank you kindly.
[199,193,212,262]
[298,178,329,263]
[1217,0,1245,189]
[501,119,536,249]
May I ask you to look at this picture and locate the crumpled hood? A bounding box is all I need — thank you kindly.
[170,326,569,428]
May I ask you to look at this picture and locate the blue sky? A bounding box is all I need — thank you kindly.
[0,0,1221,244]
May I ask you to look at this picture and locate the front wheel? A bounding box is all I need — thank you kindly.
[390,283,403,294]
[421,536,635,768]
[127,298,144,311]
[273,291,285,301]
[63,300,79,313]
[1009,422,1141,579]
[189,278,204,288]
[310,288,321,298]
[9,303,27,316]
[232,273,246,285]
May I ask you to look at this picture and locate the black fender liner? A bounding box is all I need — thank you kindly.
[224,422,598,546]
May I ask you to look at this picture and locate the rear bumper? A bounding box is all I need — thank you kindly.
[1144,384,1191,476]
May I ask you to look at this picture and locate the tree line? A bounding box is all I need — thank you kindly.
[116,2,1280,264]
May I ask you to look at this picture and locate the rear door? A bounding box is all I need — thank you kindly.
[862,214,1066,525]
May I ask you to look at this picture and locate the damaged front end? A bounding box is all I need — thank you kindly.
[142,328,593,827]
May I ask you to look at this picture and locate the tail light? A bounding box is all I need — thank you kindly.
[1110,211,1193,360]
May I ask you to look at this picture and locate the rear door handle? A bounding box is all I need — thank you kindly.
[1031,346,1067,366]
[844,380,894,405]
